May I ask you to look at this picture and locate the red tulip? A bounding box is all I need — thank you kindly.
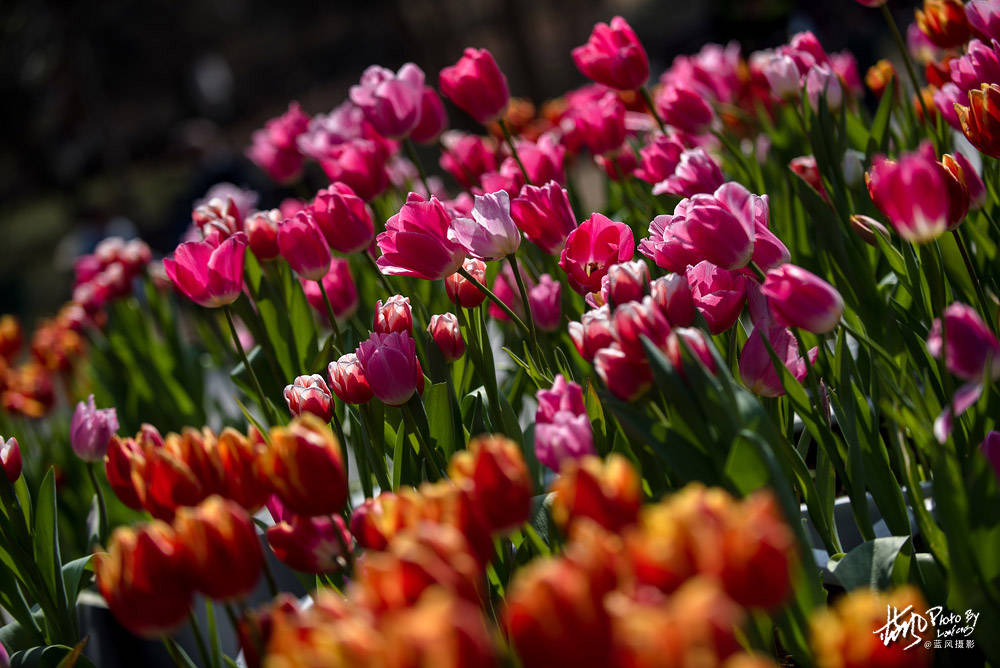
[916,0,970,48]
[174,496,262,600]
[568,306,615,361]
[263,416,347,517]
[328,353,374,405]
[266,498,352,574]
[283,374,335,423]
[311,182,375,254]
[1,437,20,483]
[245,210,281,260]
[373,294,414,335]
[445,258,488,308]
[439,48,510,124]
[559,213,634,295]
[595,343,653,400]
[428,313,466,362]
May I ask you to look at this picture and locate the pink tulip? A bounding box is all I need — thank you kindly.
[967,2,1000,42]
[606,261,649,306]
[439,48,510,124]
[480,160,525,196]
[448,190,521,260]
[278,212,331,281]
[763,53,801,99]
[245,210,281,260]
[439,132,498,189]
[595,343,653,400]
[805,65,843,112]
[355,332,424,406]
[349,63,425,139]
[866,152,954,243]
[762,264,844,334]
[980,431,1000,479]
[163,233,247,308]
[319,139,390,202]
[411,87,448,144]
[663,42,742,103]
[246,103,309,183]
[686,261,748,334]
[569,306,615,361]
[653,148,725,198]
[1,437,20,483]
[511,134,567,185]
[650,274,696,327]
[559,213,634,294]
[445,258,488,308]
[739,324,817,397]
[536,375,587,423]
[373,295,414,335]
[327,354,374,405]
[70,394,119,462]
[576,92,627,156]
[266,499,352,574]
[613,296,672,358]
[511,181,577,255]
[300,258,358,321]
[535,374,593,471]
[946,151,987,210]
[572,16,649,91]
[789,156,828,201]
[635,135,685,185]
[283,375,335,423]
[785,31,831,73]
[664,328,718,380]
[656,86,714,134]
[311,183,375,254]
[376,193,467,280]
[594,147,637,181]
[427,313,465,362]
[488,263,529,322]
[529,274,563,332]
[927,302,1000,382]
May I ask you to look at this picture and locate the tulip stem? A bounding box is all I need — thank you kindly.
[748,261,768,283]
[498,118,532,185]
[403,138,433,197]
[363,250,398,296]
[260,554,279,596]
[879,3,940,151]
[640,86,668,135]
[951,229,996,335]
[457,266,531,337]
[85,462,109,546]
[187,612,214,668]
[317,281,344,356]
[506,253,541,366]
[223,305,276,425]
[401,396,446,480]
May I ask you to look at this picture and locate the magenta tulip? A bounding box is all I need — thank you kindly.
[70,394,119,462]
[355,332,424,406]
[686,261,748,334]
[278,212,331,281]
[411,87,448,144]
[376,193,467,281]
[568,306,615,361]
[559,213,634,295]
[572,16,649,91]
[594,343,653,400]
[300,258,358,322]
[439,48,510,124]
[967,1,1000,41]
[575,92,627,156]
[613,296,672,358]
[529,274,563,332]
[349,64,425,139]
[656,86,714,134]
[762,264,844,334]
[163,233,247,308]
[650,274,696,327]
[245,210,281,260]
[927,302,1000,382]
[311,183,375,254]
[980,431,1000,479]
[606,261,649,307]
[740,324,817,397]
[511,181,578,255]
[327,353,374,405]
[535,374,594,471]
[427,313,465,362]
[318,139,390,202]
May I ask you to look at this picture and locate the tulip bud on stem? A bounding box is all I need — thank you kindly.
[85,462,109,546]
[498,118,532,185]
[403,138,433,197]
[223,305,277,425]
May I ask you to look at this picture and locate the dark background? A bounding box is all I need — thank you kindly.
[0,0,911,323]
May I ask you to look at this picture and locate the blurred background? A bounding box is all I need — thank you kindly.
[1,0,910,324]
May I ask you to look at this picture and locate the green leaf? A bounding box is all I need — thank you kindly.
[33,469,69,614]
[424,383,458,457]
[829,536,911,590]
[61,556,92,607]
[9,644,96,668]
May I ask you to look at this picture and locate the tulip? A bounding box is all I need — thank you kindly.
[264,416,347,517]
[174,496,262,600]
[70,394,119,462]
[449,435,532,532]
[572,16,649,90]
[686,261,747,334]
[789,155,828,201]
[568,306,616,362]
[356,331,424,406]
[0,316,21,361]
[535,375,586,430]
[855,0,886,5]
[277,212,331,281]
[95,523,193,637]
[283,374,335,423]
[763,53,801,99]
[559,213,634,295]
[635,135,684,184]
[551,455,642,532]
[376,193,467,280]
[445,258,488,308]
[216,428,270,511]
[957,83,1000,158]
[762,264,844,334]
[267,504,352,574]
[943,152,987,210]
[613,296,672,359]
[310,182,375,254]
[848,214,891,246]
[604,261,649,307]
[654,148,725,198]
[916,0,970,48]
[805,65,843,112]
[512,134,567,185]
[439,48,510,124]
[245,210,281,260]
[927,302,1000,381]
[980,431,1000,479]
[865,59,896,99]
[105,435,145,510]
[318,139,390,201]
[411,87,448,144]
[349,63,425,139]
[650,274,696,327]
[327,353,374,405]
[866,152,954,242]
[373,294,414,335]
[967,1,1000,41]
[246,130,303,184]
[163,232,247,308]
[575,93,627,156]
[428,313,466,362]
[439,132,497,189]
[595,343,653,400]
[664,328,718,379]
[740,324,817,398]
[1,437,20,483]
[656,86,714,134]
[529,274,563,332]
[535,412,595,473]
[299,258,358,321]
[511,181,577,255]
[447,190,521,260]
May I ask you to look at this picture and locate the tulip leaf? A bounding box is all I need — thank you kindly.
[423,383,457,458]
[33,469,69,617]
[9,644,97,668]
[868,77,896,158]
[829,536,911,591]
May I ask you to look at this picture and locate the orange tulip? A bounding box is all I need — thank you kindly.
[263,415,347,516]
[551,454,642,532]
[449,435,532,533]
[957,83,1000,158]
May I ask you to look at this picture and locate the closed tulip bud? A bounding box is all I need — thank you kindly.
[70,394,119,462]
[686,261,747,335]
[613,296,672,358]
[980,431,1000,479]
[439,48,510,124]
[656,85,714,134]
[447,190,521,260]
[327,353,374,405]
[445,258,488,308]
[665,328,718,378]
[356,331,424,406]
[865,59,896,98]
[551,454,641,532]
[650,274,696,327]
[763,53,801,100]
[512,134,567,186]
[967,1,1000,41]
[655,148,725,198]
[245,210,281,261]
[377,193,468,281]
[267,503,352,574]
[283,374,335,422]
[927,302,1000,381]
[265,416,347,516]
[805,65,843,112]
[606,260,649,307]
[560,213,634,295]
[848,214,891,246]
[310,182,375,254]
[300,258,359,322]
[867,152,957,242]
[595,343,653,400]
[439,132,498,190]
[373,294,414,335]
[528,274,562,332]
[318,138,390,202]
[174,496,262,600]
[917,0,970,48]
[957,83,1000,158]
[572,16,649,91]
[163,232,247,308]
[411,87,448,144]
[216,428,271,511]
[278,212,331,281]
[105,435,145,510]
[569,306,615,361]
[449,435,532,532]
[789,155,828,201]
[740,324,817,398]
[349,63,425,140]
[510,181,578,255]
[762,264,844,334]
[428,313,466,362]
[1,437,20,483]
[95,523,193,637]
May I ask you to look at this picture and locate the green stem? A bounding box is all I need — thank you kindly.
[457,266,531,336]
[951,228,996,335]
[86,462,109,546]
[223,305,276,424]
[403,138,433,196]
[188,613,214,668]
[498,118,532,185]
[317,281,344,355]
[363,250,397,297]
[748,260,768,283]
[880,3,940,151]
[640,86,668,135]
[401,396,445,479]
[506,253,541,362]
